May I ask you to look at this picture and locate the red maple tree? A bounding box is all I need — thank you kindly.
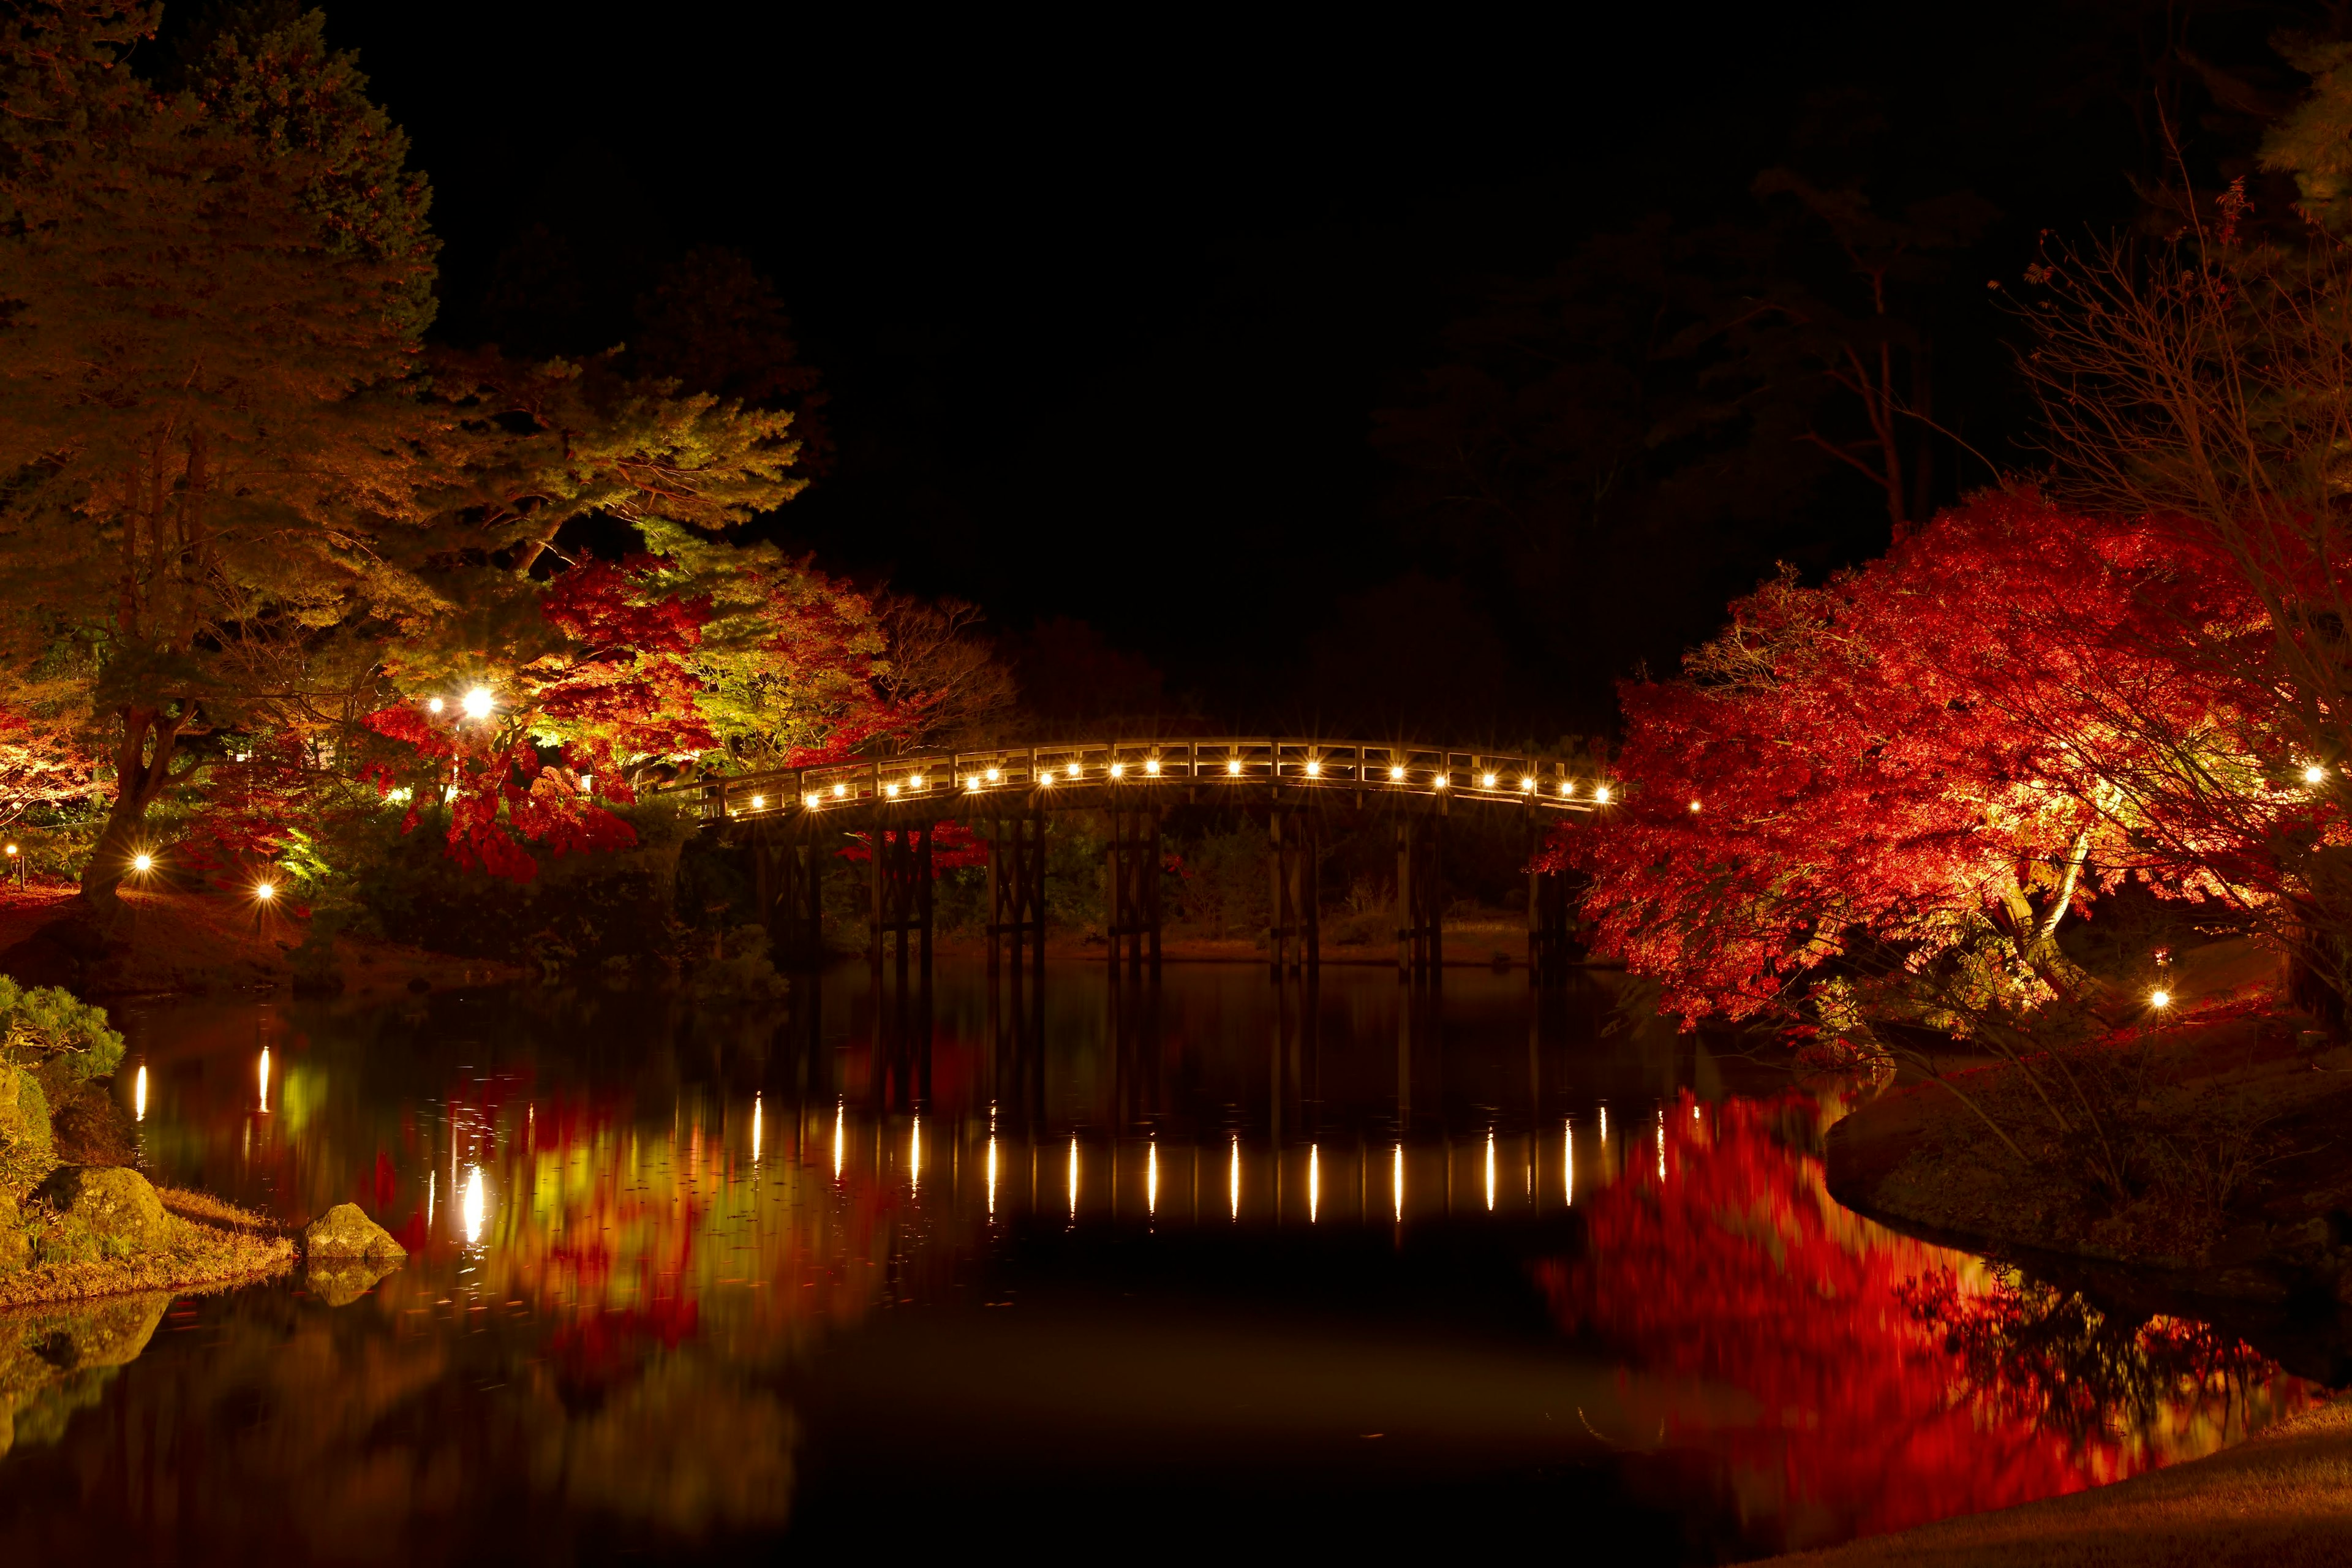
[1548,490,2319,1049]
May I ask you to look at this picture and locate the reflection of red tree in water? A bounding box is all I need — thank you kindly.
[1536,1092,2312,1545]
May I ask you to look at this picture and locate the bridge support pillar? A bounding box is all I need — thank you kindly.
[1396,815,1442,979]
[1269,809,1319,974]
[1105,806,1162,975]
[869,820,933,982]
[754,820,827,969]
[1528,866,1572,986]
[987,810,1047,980]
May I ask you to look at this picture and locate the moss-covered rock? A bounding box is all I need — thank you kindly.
[31,1166,169,1261]
[301,1202,405,1262]
[0,1191,24,1276]
[0,1068,51,1192]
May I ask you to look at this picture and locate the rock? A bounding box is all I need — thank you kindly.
[32,1165,171,1255]
[0,1066,51,1178]
[0,1190,25,1277]
[301,1202,405,1262]
[304,1257,399,1306]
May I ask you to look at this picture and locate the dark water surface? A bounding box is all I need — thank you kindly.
[0,962,2321,1562]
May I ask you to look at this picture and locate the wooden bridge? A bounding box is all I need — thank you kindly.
[665,737,1608,984]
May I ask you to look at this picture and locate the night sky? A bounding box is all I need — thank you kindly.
[221,1,2301,742]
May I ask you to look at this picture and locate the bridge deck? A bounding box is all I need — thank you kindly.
[660,737,1611,827]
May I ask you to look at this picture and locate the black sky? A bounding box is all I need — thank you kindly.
[233,1,2299,740]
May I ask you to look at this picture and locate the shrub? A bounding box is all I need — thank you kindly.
[0,979,122,1087]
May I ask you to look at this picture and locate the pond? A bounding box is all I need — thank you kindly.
[0,960,2323,1562]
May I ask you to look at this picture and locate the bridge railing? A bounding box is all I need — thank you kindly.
[661,737,1613,826]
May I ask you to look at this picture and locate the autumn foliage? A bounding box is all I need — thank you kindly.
[1550,491,2324,1046]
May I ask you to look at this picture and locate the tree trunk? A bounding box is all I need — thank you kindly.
[78,706,183,935]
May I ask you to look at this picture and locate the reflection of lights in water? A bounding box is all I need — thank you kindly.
[1599,1104,1607,1145]
[752,1095,762,1163]
[987,1136,998,1216]
[426,1169,434,1228]
[1657,1106,1667,1181]
[1393,1143,1404,1222]
[1565,1119,1574,1206]
[1229,1137,1240,1221]
[1147,1141,1159,1217]
[910,1115,922,1195]
[462,1166,485,1245]
[1068,1137,1079,1219]
[1484,1131,1496,1211]
[1309,1144,1319,1223]
[834,1101,844,1180]
[134,1065,146,1123]
[257,1048,270,1114]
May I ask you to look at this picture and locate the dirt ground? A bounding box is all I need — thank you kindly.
[0,880,518,997]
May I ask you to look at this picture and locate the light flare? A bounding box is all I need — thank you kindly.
[462,1165,485,1245]
[135,1064,146,1123]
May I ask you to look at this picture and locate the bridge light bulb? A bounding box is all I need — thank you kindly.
[750,794,764,810]
[1390,765,1405,781]
[2307,764,2328,785]
[1521,777,1536,792]
[805,793,820,809]
[884,783,899,798]
[1145,758,1161,776]
[132,853,152,872]
[1433,774,1449,789]
[1039,769,1055,785]
[461,685,492,720]
[1304,760,1321,777]
[833,783,847,798]
[910,775,925,790]
[1110,763,1125,779]
[1594,785,1612,804]
[1227,759,1242,775]
[1481,772,1497,788]
[986,767,1001,783]
[1067,763,1080,777]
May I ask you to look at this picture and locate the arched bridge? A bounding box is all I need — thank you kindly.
[663,737,1610,982]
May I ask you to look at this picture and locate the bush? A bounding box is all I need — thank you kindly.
[0,979,122,1088]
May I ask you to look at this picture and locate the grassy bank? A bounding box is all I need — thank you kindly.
[0,1187,293,1309]
[1774,1395,2352,1566]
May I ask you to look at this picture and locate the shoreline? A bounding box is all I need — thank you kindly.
[1770,1393,2352,1566]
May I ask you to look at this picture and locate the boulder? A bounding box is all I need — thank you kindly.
[301,1202,405,1262]
[0,1067,51,1179]
[0,1190,25,1276]
[32,1165,170,1255]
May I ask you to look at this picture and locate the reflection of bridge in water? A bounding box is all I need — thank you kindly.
[666,736,1609,984]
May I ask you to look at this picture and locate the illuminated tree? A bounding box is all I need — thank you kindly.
[0,1,439,925]
[1550,492,2324,1170]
